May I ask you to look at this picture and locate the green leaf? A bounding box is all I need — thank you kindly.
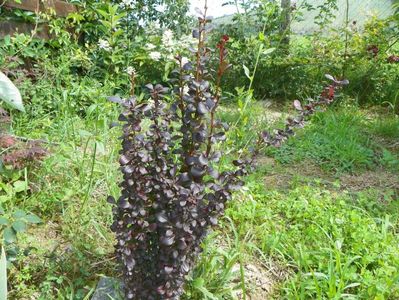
[243,65,251,80]
[96,9,108,18]
[3,35,10,47]
[0,247,7,300]
[262,47,276,56]
[78,129,92,137]
[3,228,16,244]
[25,214,42,224]
[12,220,27,233]
[192,278,204,288]
[13,181,27,193]
[0,218,8,226]
[12,209,26,219]
[0,71,25,112]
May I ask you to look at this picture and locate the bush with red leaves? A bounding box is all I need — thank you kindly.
[0,135,47,170]
[366,45,379,58]
[387,55,399,63]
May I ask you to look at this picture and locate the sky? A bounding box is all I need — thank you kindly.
[189,0,238,17]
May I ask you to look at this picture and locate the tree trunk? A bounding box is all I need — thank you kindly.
[280,0,291,51]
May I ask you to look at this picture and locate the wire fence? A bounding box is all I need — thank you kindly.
[292,0,394,34]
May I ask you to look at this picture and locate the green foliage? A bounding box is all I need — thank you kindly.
[0,204,42,263]
[380,149,399,172]
[0,0,194,117]
[213,2,399,107]
[183,232,241,300]
[271,109,376,173]
[372,116,399,139]
[228,183,399,299]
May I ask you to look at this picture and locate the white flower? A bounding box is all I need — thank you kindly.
[120,0,135,9]
[164,29,173,39]
[155,4,166,13]
[98,39,111,51]
[182,86,190,95]
[126,66,136,76]
[149,51,162,61]
[146,43,156,50]
[138,19,145,27]
[162,29,174,47]
[181,56,189,66]
[153,20,161,29]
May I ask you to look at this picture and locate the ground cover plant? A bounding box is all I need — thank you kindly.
[0,0,398,299]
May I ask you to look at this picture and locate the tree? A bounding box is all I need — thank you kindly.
[280,0,291,50]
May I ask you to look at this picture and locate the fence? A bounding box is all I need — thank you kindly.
[0,0,77,39]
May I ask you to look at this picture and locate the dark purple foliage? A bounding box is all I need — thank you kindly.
[109,9,243,300]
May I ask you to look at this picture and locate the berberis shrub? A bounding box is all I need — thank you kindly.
[107,2,348,299]
[107,6,246,299]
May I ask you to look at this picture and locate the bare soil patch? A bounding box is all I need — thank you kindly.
[260,156,399,195]
[232,259,288,300]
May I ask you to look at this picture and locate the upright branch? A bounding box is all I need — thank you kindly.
[206,34,230,156]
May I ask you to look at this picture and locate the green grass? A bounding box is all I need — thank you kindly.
[270,108,377,173]
[4,101,121,298]
[372,116,399,140]
[227,178,399,299]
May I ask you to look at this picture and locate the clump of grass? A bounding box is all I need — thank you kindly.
[270,109,375,173]
[372,116,399,139]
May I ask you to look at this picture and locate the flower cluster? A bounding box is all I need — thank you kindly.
[126,66,137,76]
[120,0,135,9]
[149,51,162,61]
[155,4,167,13]
[145,29,197,62]
[162,29,174,48]
[146,43,156,50]
[98,39,112,52]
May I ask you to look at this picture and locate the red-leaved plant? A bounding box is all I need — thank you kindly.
[0,136,47,170]
[107,2,348,299]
